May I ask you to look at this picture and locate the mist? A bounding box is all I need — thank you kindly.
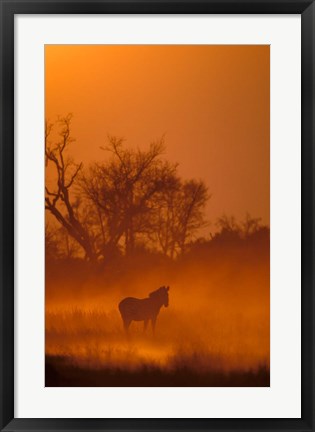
[46,226,269,386]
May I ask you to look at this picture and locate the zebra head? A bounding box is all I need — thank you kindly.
[149,286,170,307]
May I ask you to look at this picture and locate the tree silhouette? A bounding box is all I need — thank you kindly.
[45,117,211,261]
[45,115,97,262]
[216,213,262,239]
[174,180,209,254]
[154,178,209,257]
[81,136,178,257]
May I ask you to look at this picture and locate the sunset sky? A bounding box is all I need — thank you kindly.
[45,45,270,228]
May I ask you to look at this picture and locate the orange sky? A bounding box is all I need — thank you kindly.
[45,45,270,228]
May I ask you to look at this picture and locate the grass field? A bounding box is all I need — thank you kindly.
[45,299,269,386]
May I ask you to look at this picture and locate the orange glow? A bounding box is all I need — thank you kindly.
[45,45,270,387]
[45,45,270,226]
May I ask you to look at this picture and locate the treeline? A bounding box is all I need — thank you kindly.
[45,116,269,265]
[45,214,269,300]
[45,115,208,262]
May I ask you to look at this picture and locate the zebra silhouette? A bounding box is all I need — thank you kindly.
[118,286,169,334]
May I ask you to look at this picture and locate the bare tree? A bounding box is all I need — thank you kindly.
[155,179,209,257]
[81,136,178,256]
[45,115,97,262]
[241,213,262,238]
[216,215,240,233]
[216,213,262,239]
[153,175,181,258]
[46,120,210,261]
[174,180,209,254]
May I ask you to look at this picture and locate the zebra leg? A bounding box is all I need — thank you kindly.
[151,317,157,336]
[143,320,149,332]
[123,319,131,334]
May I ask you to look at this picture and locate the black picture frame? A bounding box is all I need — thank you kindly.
[0,0,314,430]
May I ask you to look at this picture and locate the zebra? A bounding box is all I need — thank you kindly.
[118,286,170,334]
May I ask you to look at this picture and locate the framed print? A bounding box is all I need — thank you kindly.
[0,0,314,431]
